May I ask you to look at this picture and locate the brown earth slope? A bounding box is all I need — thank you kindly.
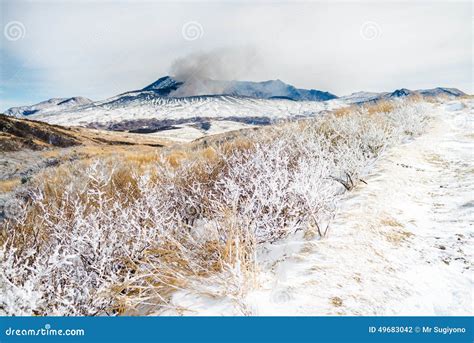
[0,114,170,151]
[0,114,173,193]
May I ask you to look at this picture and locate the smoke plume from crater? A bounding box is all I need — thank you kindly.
[169,48,261,97]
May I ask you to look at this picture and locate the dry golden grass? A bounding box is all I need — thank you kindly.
[165,150,188,168]
[0,178,21,193]
[385,229,414,244]
[1,135,259,314]
[199,146,219,161]
[10,132,257,238]
[329,100,398,119]
[221,137,256,156]
[121,154,160,168]
[363,100,395,115]
[331,296,343,307]
[380,217,403,227]
[332,105,356,117]
[109,218,256,315]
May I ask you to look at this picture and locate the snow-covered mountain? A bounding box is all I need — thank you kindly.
[5,76,466,119]
[339,91,386,104]
[5,97,93,117]
[341,87,466,104]
[384,87,466,100]
[4,77,337,121]
[30,95,341,128]
[3,77,467,142]
[9,92,341,142]
[141,76,184,95]
[418,87,466,97]
[138,76,338,101]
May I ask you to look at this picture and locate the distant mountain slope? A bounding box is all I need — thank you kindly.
[340,87,466,104]
[384,87,466,100]
[339,91,387,103]
[387,88,416,98]
[5,97,93,117]
[27,95,339,127]
[418,87,466,97]
[4,76,467,130]
[4,77,337,119]
[141,76,338,101]
[0,114,170,152]
[141,76,184,95]
[0,114,81,151]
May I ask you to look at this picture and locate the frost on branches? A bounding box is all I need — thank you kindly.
[0,101,430,315]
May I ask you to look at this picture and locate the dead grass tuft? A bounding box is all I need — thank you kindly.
[385,229,414,244]
[331,296,343,307]
[0,178,21,193]
[363,101,395,115]
[332,106,356,117]
[380,217,403,227]
[165,150,188,168]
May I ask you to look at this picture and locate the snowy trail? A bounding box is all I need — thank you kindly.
[244,99,473,315]
[163,99,473,316]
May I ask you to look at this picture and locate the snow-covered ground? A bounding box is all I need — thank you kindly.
[148,120,258,142]
[165,99,473,315]
[28,95,342,127]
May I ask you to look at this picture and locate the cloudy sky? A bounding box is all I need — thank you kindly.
[0,0,472,110]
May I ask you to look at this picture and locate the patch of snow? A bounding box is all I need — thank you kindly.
[149,120,257,142]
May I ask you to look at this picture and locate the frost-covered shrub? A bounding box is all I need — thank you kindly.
[0,100,430,315]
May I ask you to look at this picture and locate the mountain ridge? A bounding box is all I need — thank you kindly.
[4,76,467,117]
[5,97,93,117]
[140,76,338,101]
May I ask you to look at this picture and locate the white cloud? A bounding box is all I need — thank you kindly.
[1,0,472,107]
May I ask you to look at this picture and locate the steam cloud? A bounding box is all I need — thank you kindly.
[169,48,261,97]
